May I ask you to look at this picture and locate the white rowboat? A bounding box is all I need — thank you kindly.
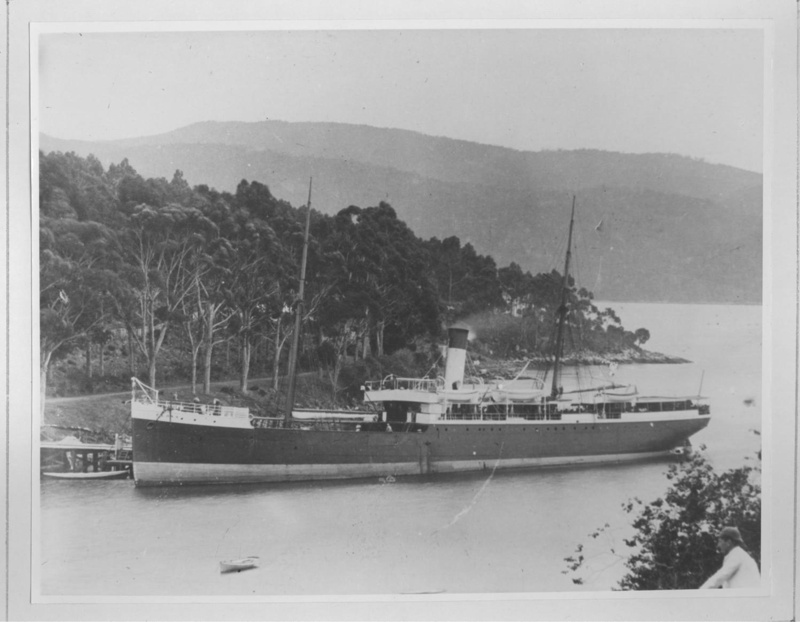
[42,470,130,480]
[220,556,259,573]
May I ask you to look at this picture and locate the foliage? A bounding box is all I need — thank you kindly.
[563,448,761,590]
[336,348,432,402]
[426,236,505,322]
[39,150,655,401]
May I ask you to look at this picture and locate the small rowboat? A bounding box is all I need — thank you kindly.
[42,470,130,480]
[220,556,259,573]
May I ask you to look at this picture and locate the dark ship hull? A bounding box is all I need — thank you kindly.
[131,200,711,487]
[131,403,710,486]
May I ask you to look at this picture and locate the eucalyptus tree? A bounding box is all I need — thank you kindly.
[179,253,234,395]
[354,203,438,355]
[112,202,218,388]
[231,180,313,390]
[217,209,288,394]
[39,151,120,401]
[39,217,116,409]
[426,235,504,321]
[316,202,438,392]
[39,151,120,224]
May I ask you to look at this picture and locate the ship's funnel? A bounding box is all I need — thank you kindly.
[444,324,470,388]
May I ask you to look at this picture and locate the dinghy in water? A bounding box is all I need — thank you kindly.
[42,470,130,480]
[220,556,259,573]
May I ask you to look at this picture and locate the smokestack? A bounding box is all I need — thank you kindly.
[444,324,470,388]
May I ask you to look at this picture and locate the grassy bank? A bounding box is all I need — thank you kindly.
[42,373,344,444]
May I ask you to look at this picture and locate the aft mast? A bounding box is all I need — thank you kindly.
[284,178,313,423]
[550,196,576,399]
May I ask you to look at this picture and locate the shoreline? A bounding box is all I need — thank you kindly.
[475,348,690,377]
[482,349,692,369]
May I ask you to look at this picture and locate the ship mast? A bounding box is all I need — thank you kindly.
[284,178,313,422]
[550,196,576,400]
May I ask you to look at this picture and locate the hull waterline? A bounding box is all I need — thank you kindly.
[132,413,710,486]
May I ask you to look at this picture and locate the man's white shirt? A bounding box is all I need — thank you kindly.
[700,546,760,589]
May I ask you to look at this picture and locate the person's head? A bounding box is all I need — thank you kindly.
[716,526,745,555]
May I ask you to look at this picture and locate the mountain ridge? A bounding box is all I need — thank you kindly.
[39,120,762,304]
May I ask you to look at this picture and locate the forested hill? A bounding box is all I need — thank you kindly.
[41,120,762,304]
[40,150,663,400]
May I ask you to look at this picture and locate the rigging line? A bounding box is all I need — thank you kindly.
[510,359,532,382]
[465,351,484,380]
[422,353,443,380]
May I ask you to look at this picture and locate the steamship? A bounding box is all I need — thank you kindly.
[130,198,711,486]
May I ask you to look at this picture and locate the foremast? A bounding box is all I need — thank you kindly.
[550,196,576,400]
[284,178,313,423]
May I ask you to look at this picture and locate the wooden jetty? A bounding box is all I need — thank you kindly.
[40,434,133,478]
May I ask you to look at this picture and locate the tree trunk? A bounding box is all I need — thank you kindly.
[239,336,251,393]
[361,332,370,359]
[99,341,105,377]
[40,351,52,418]
[327,357,342,400]
[128,329,136,376]
[202,302,216,394]
[145,322,169,389]
[203,342,213,394]
[85,339,93,379]
[191,345,199,395]
[376,319,385,357]
[148,357,157,389]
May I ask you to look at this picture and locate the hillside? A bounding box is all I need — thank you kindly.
[40,121,763,303]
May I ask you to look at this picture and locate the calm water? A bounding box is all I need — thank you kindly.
[38,303,762,596]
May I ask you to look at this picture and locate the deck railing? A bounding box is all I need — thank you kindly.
[363,376,444,393]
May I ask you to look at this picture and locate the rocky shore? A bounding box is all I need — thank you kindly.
[471,348,689,378]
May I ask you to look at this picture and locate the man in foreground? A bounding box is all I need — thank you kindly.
[700,526,760,589]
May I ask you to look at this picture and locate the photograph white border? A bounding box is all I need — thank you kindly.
[5,1,797,620]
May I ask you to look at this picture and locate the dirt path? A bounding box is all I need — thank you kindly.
[46,377,275,405]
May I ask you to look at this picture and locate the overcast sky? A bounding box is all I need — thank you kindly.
[36,26,763,172]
